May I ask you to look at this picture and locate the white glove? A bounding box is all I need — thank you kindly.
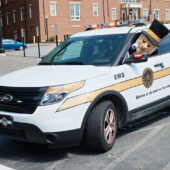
[132,43,138,50]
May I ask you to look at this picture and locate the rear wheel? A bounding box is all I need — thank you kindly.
[85,100,117,152]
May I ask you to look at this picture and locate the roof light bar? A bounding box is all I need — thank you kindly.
[85,24,100,31]
[109,22,117,27]
[92,24,99,29]
[84,19,146,31]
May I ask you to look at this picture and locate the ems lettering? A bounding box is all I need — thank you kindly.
[114,72,125,80]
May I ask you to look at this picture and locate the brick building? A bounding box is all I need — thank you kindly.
[0,0,170,43]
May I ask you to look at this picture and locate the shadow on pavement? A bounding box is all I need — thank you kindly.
[0,139,69,163]
[0,111,169,163]
[118,110,170,137]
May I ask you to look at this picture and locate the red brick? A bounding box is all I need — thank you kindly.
[0,0,169,43]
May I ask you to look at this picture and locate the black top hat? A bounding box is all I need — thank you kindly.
[143,19,169,46]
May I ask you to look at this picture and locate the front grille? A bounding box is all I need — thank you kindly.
[0,86,47,114]
[0,127,26,140]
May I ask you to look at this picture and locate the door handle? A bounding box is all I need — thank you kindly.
[154,62,165,69]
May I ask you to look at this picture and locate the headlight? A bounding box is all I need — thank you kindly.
[40,81,84,105]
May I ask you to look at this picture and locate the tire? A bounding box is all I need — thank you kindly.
[85,100,117,152]
[162,106,170,112]
[18,46,24,50]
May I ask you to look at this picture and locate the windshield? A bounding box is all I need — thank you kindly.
[40,34,127,66]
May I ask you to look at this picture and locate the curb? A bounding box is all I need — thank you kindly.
[0,53,6,57]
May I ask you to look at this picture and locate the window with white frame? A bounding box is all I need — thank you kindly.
[29,4,33,19]
[50,2,56,16]
[154,9,160,20]
[93,3,98,16]
[20,7,24,21]
[142,9,148,19]
[13,10,16,23]
[6,13,10,25]
[121,0,136,3]
[70,3,80,21]
[166,9,170,20]
[111,8,116,20]
[0,15,2,26]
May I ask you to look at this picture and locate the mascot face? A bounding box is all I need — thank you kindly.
[136,34,157,55]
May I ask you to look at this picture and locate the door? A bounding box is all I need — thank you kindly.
[128,54,169,111]
[2,40,8,50]
[110,33,170,121]
[129,9,137,20]
[132,9,137,20]
[121,8,126,21]
[119,33,170,118]
[7,40,16,50]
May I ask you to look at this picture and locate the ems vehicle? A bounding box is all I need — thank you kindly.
[0,22,169,152]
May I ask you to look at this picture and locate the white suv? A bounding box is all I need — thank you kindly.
[0,24,170,152]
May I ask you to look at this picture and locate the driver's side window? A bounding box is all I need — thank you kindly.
[119,33,140,65]
[128,33,141,56]
[128,32,159,58]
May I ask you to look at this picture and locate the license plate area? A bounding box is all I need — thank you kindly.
[0,115,13,128]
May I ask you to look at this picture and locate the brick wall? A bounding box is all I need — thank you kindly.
[38,0,123,42]
[0,0,170,43]
[0,0,40,43]
[140,0,170,21]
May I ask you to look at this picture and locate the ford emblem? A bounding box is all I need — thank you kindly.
[2,117,8,127]
[0,94,13,102]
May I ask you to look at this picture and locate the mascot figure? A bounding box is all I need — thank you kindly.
[132,19,169,55]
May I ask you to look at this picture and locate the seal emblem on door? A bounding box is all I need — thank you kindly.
[142,68,154,88]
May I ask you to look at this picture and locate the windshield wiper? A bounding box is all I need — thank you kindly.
[39,62,52,65]
[54,61,85,65]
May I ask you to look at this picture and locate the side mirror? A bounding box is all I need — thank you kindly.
[41,55,46,60]
[123,52,148,64]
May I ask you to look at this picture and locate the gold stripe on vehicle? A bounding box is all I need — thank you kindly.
[147,29,161,42]
[58,68,170,111]
[154,68,170,80]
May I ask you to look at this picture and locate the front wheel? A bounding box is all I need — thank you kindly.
[18,46,24,50]
[85,100,117,152]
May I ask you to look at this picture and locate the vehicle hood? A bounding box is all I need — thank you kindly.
[0,65,110,87]
[17,42,23,45]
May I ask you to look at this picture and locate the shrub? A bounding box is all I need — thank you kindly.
[161,20,170,24]
[49,36,56,42]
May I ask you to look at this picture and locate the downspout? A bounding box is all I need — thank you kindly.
[2,0,6,38]
[149,0,152,22]
[102,0,105,23]
[24,0,27,42]
[43,0,48,41]
[0,25,5,53]
[107,0,110,22]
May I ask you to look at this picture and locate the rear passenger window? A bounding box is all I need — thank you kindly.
[158,33,170,55]
[2,40,7,43]
[8,40,15,43]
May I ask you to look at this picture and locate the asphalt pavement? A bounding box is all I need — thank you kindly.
[0,55,170,170]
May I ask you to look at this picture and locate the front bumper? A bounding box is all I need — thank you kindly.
[0,103,90,132]
[0,122,82,148]
[0,103,90,147]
